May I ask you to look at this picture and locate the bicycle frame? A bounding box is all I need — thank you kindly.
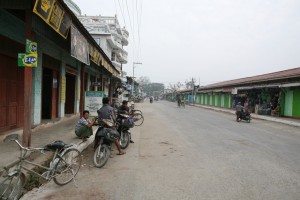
[7,138,69,182]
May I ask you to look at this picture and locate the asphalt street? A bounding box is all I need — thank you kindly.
[22,101,300,200]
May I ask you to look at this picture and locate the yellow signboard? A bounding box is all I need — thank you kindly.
[33,0,71,39]
[61,76,66,103]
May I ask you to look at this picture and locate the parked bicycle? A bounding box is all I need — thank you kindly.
[130,112,144,126]
[0,134,82,200]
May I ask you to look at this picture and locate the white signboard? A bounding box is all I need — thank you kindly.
[84,91,104,117]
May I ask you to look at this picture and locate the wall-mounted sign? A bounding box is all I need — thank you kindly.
[71,25,90,65]
[33,0,71,39]
[18,53,38,67]
[26,39,37,54]
[61,76,66,103]
[84,91,104,117]
[18,39,38,67]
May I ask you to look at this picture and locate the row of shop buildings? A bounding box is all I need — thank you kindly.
[165,67,300,119]
[0,0,137,139]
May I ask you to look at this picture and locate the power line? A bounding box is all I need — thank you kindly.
[117,0,127,28]
[125,0,136,62]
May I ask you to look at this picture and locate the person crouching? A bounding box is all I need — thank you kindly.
[75,110,96,141]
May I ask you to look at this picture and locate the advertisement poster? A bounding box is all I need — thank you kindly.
[84,91,104,117]
[33,0,71,39]
[61,76,66,103]
[71,25,90,65]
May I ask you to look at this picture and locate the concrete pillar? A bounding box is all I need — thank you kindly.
[75,64,81,114]
[31,50,42,126]
[59,61,66,118]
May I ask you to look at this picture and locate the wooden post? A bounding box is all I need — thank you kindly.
[22,8,33,147]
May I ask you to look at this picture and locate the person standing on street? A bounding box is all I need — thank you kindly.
[75,110,96,141]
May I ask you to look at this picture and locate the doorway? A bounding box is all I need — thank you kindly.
[42,68,58,119]
[65,73,76,114]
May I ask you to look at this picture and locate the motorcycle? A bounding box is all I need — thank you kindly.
[93,119,120,168]
[117,113,134,149]
[150,96,154,103]
[236,108,251,123]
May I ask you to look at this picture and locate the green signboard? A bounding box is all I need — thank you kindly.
[18,39,38,67]
[18,53,38,67]
[26,39,38,54]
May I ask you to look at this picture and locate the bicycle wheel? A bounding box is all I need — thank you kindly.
[0,170,24,200]
[93,144,110,168]
[119,131,130,149]
[53,148,82,186]
[133,113,144,126]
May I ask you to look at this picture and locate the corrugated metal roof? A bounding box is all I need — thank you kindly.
[203,67,300,89]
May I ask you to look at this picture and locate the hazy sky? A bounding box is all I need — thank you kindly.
[73,0,300,86]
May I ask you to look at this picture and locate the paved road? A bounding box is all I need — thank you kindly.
[22,101,300,200]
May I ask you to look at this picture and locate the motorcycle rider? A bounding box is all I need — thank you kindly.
[118,100,130,114]
[150,96,153,103]
[97,97,125,155]
[118,100,134,143]
[235,102,244,122]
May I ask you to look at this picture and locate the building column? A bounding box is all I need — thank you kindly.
[31,50,42,126]
[75,64,81,114]
[59,61,66,118]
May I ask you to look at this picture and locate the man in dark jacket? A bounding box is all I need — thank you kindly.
[97,97,125,155]
[118,100,130,114]
[118,100,134,143]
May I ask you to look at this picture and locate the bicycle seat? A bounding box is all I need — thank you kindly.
[46,140,65,151]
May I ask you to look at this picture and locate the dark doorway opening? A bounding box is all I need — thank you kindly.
[42,68,52,119]
[65,73,76,114]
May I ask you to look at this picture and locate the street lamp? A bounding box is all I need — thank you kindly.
[132,62,142,95]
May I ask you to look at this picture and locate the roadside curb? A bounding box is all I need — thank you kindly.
[76,129,97,153]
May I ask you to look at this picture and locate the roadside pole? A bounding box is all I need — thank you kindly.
[23,7,33,147]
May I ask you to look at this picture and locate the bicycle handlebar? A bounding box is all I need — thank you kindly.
[4,134,48,153]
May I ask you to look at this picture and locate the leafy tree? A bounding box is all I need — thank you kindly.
[167,82,183,92]
[137,76,151,87]
[185,78,196,89]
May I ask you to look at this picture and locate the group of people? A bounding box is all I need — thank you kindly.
[74,97,134,155]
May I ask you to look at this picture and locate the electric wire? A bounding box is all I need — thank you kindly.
[125,0,136,63]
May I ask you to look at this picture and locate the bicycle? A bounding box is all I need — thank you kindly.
[130,112,144,126]
[0,134,82,200]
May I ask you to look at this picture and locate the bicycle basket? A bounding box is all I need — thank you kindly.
[123,118,134,128]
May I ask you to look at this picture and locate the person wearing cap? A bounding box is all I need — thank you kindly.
[235,102,244,122]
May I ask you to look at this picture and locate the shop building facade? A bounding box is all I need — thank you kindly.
[0,0,119,136]
[169,68,300,119]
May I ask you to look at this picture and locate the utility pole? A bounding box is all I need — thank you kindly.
[23,8,34,147]
[132,62,142,96]
[192,78,194,104]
